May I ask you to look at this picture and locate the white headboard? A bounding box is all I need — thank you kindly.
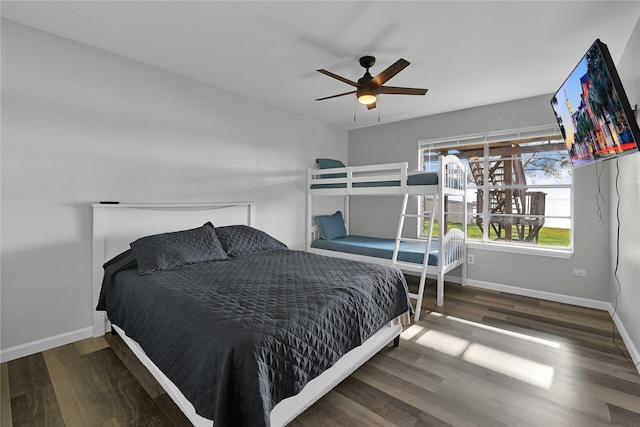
[92,202,256,336]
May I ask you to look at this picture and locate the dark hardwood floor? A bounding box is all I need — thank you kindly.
[2,280,639,426]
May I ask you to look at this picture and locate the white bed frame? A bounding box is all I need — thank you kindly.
[306,155,467,315]
[92,202,403,426]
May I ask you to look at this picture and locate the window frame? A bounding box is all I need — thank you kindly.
[418,125,574,258]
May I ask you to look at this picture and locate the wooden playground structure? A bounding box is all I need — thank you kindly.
[426,138,565,244]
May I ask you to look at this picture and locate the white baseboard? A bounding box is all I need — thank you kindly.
[467,279,640,375]
[0,326,93,363]
[609,310,640,376]
[467,279,612,311]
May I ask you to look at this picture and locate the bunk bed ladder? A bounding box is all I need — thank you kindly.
[392,192,438,321]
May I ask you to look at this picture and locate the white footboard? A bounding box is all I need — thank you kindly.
[441,228,466,269]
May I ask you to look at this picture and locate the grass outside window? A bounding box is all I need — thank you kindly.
[424,221,571,247]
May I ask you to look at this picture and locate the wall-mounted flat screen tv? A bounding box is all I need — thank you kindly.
[550,39,639,168]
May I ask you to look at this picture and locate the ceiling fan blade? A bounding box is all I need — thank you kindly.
[378,86,428,95]
[369,58,410,87]
[367,101,377,110]
[315,90,357,101]
[317,69,360,87]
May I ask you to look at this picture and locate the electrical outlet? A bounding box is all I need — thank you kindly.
[467,254,475,265]
[573,268,587,277]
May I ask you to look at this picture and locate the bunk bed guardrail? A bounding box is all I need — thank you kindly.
[309,162,410,195]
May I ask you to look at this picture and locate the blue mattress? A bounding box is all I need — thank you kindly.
[311,235,438,265]
[311,171,438,189]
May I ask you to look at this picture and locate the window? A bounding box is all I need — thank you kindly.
[419,125,573,253]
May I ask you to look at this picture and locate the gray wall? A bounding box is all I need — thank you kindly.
[611,17,640,364]
[348,95,612,302]
[1,20,346,353]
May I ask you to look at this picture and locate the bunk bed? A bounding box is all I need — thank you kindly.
[307,155,467,318]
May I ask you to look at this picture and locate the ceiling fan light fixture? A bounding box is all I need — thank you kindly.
[357,87,377,105]
[357,94,377,105]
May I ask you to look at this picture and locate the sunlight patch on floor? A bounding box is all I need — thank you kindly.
[416,330,469,357]
[404,312,557,389]
[444,315,561,349]
[400,324,425,340]
[463,343,555,389]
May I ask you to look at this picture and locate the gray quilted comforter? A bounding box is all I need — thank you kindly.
[97,248,412,426]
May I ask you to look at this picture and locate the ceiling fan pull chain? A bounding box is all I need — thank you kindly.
[378,98,381,122]
[353,95,357,122]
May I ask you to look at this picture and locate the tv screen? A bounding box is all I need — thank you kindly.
[550,39,639,168]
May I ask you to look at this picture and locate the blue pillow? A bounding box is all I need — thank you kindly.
[130,222,228,275]
[316,211,347,240]
[316,158,347,179]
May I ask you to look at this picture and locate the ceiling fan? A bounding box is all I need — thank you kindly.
[315,56,428,110]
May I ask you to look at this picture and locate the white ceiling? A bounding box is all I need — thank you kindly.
[2,1,639,130]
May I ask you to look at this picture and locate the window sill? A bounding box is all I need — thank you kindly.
[466,241,573,259]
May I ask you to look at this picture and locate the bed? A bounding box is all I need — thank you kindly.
[92,202,412,426]
[306,155,467,315]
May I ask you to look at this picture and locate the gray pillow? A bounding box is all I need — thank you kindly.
[316,158,347,179]
[215,225,287,256]
[130,222,227,275]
